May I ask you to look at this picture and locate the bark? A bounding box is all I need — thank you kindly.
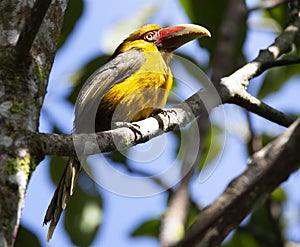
[0,1,67,246]
[175,118,300,247]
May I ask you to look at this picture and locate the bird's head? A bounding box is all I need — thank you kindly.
[113,24,211,57]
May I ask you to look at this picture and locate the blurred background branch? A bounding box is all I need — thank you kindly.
[175,118,300,247]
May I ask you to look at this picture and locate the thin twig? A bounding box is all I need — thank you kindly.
[229,89,296,127]
[245,111,263,154]
[256,57,300,76]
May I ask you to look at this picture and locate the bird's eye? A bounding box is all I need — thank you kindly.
[143,31,156,42]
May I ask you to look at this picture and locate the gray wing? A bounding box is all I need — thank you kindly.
[74,49,144,133]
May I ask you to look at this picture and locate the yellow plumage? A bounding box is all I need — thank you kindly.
[43,23,210,242]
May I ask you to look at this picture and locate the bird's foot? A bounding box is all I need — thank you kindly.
[150,108,169,117]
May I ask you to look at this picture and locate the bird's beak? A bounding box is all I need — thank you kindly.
[156,24,211,51]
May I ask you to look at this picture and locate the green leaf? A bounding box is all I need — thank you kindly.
[250,205,275,231]
[15,224,41,247]
[263,3,289,29]
[131,218,161,238]
[67,55,111,104]
[107,150,128,165]
[222,230,260,247]
[64,175,102,247]
[257,63,300,99]
[57,0,84,49]
[262,133,277,146]
[185,201,201,229]
[198,123,223,170]
[49,156,68,185]
[271,187,287,204]
[226,200,285,247]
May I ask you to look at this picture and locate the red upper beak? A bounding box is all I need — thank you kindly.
[156,24,211,51]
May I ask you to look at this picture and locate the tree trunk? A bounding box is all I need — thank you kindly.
[0,1,67,246]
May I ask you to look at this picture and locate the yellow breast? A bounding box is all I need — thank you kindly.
[96,47,173,131]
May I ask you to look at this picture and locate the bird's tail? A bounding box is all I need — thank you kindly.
[43,156,81,242]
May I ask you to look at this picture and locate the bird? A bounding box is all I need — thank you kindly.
[43,23,210,242]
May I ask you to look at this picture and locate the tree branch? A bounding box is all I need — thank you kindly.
[31,100,202,156]
[31,86,221,157]
[256,57,300,76]
[229,89,296,127]
[174,118,300,247]
[31,78,295,157]
[31,71,296,159]
[160,169,193,247]
[217,8,300,126]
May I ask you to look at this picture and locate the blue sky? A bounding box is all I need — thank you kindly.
[21,0,300,246]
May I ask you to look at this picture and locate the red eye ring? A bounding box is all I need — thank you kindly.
[143,31,157,42]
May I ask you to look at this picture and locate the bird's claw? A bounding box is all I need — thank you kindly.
[151,108,170,117]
